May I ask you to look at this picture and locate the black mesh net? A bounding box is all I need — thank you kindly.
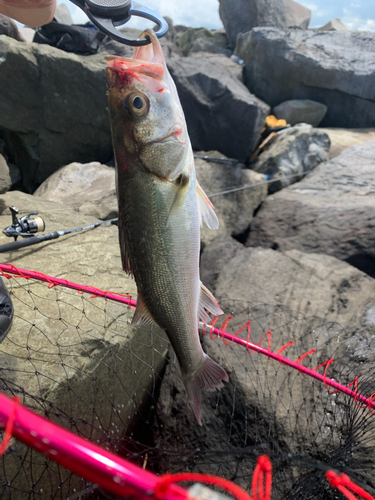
[0,270,374,500]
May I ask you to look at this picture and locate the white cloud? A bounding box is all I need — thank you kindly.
[342,15,375,30]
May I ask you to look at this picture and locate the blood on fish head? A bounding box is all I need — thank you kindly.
[106,29,188,181]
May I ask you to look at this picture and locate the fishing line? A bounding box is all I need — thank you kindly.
[207,172,306,199]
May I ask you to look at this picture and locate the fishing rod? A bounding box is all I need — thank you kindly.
[0,206,117,253]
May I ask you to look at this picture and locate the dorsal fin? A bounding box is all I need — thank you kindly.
[198,282,223,322]
[196,181,219,230]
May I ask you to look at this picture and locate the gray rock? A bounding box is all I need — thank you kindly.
[34,161,117,220]
[247,141,375,277]
[0,36,111,193]
[318,18,349,31]
[273,99,327,126]
[219,0,311,48]
[195,152,267,246]
[53,3,73,25]
[284,0,311,29]
[0,154,11,193]
[189,38,231,57]
[155,239,375,493]
[320,127,375,158]
[236,28,375,128]
[250,123,330,193]
[175,27,229,56]
[167,57,270,162]
[189,52,244,82]
[0,190,168,498]
[0,13,25,41]
[8,162,22,188]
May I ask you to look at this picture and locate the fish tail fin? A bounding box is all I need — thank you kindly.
[185,355,228,425]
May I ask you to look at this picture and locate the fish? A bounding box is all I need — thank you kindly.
[106,29,228,425]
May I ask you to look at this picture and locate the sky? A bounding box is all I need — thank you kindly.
[61,0,375,32]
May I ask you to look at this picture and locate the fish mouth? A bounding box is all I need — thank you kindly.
[106,30,166,81]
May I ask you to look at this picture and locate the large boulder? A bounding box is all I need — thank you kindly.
[0,35,110,193]
[195,152,267,245]
[168,56,270,162]
[236,28,375,128]
[273,99,327,127]
[219,0,311,48]
[34,161,117,220]
[0,154,11,193]
[0,13,25,41]
[246,141,375,277]
[189,52,244,81]
[320,127,375,158]
[202,236,375,330]
[250,123,330,193]
[0,190,168,498]
[175,27,229,56]
[317,18,349,31]
[154,238,375,493]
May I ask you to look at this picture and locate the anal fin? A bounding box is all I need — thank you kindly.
[196,181,219,230]
[198,282,223,322]
[131,289,156,326]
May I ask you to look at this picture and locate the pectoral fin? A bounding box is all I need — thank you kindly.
[196,181,219,230]
[198,282,223,322]
[131,289,157,326]
[118,216,133,278]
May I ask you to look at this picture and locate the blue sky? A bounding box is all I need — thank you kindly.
[61,0,375,31]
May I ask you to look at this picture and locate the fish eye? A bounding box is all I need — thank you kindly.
[124,92,149,118]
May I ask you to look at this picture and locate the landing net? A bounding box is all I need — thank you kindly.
[0,264,374,500]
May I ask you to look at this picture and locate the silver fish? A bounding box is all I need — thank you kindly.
[106,29,228,424]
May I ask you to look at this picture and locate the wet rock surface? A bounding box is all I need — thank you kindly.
[236,28,375,128]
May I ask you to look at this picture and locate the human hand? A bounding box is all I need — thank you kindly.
[0,0,57,27]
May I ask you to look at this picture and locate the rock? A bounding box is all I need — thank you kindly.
[320,128,375,158]
[167,57,270,162]
[34,161,117,220]
[155,238,375,493]
[236,28,375,128]
[203,236,375,330]
[0,154,11,193]
[250,123,330,193]
[0,190,168,498]
[53,3,73,25]
[195,152,267,246]
[175,27,229,56]
[189,38,231,57]
[0,36,111,193]
[246,141,375,278]
[273,99,327,127]
[0,13,25,41]
[284,0,311,29]
[318,18,349,31]
[219,0,311,48]
[189,52,244,82]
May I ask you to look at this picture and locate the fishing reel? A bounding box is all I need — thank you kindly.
[3,206,46,241]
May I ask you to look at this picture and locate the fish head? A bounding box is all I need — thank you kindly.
[106,30,188,181]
